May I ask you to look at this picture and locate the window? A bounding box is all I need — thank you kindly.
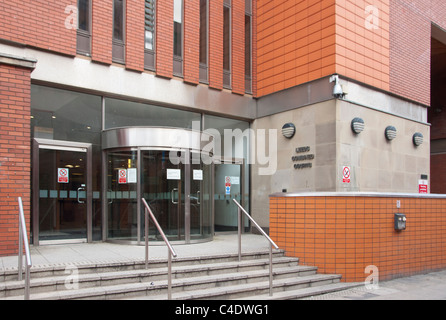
[173,0,183,76]
[245,0,252,93]
[145,0,156,70]
[112,0,125,64]
[199,0,208,83]
[77,0,91,55]
[223,0,231,89]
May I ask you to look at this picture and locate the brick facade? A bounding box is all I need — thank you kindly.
[92,0,113,64]
[270,194,446,282]
[0,0,76,56]
[390,0,446,106]
[0,59,34,257]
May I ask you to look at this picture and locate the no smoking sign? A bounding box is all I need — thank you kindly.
[342,166,351,183]
[58,168,69,183]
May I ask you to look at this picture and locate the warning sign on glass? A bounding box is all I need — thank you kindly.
[58,168,69,183]
[118,169,127,184]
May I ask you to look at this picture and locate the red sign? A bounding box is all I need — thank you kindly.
[118,169,127,184]
[342,166,351,183]
[419,180,428,194]
[58,168,69,183]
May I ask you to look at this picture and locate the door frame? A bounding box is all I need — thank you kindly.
[213,157,247,233]
[32,138,93,245]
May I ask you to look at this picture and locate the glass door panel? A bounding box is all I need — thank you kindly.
[107,151,138,241]
[141,150,184,241]
[38,148,88,241]
[190,152,212,240]
[214,162,242,232]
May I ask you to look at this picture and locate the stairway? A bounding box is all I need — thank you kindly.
[0,250,361,300]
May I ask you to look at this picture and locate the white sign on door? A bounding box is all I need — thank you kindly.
[167,169,181,180]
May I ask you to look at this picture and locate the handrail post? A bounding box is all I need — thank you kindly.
[269,243,273,296]
[168,250,172,300]
[145,206,149,269]
[142,198,177,300]
[238,207,242,262]
[18,212,23,281]
[232,199,279,297]
[17,197,32,300]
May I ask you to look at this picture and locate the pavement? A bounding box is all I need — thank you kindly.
[1,233,446,300]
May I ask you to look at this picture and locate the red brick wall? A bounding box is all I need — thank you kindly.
[231,0,245,95]
[92,0,113,64]
[156,0,174,78]
[0,0,76,56]
[270,195,446,282]
[183,0,200,84]
[126,0,145,72]
[209,0,224,90]
[0,63,32,257]
[390,0,446,106]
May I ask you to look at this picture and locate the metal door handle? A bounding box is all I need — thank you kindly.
[196,191,201,205]
[171,188,178,204]
[77,184,86,204]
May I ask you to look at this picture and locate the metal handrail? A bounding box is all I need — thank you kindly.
[141,198,177,300]
[233,199,279,297]
[17,197,32,300]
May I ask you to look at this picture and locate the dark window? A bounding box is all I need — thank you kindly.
[245,0,252,93]
[173,0,183,76]
[223,1,231,88]
[113,0,125,64]
[199,0,208,83]
[144,0,156,70]
[77,0,91,55]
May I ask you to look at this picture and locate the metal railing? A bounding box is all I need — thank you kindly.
[17,197,32,300]
[142,198,177,300]
[233,199,279,297]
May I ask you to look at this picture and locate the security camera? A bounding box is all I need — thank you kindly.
[329,75,344,99]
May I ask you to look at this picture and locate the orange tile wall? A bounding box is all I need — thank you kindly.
[270,195,446,283]
[256,0,390,97]
[336,0,390,91]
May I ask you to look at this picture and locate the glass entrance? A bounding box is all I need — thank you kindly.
[105,148,213,244]
[214,160,247,232]
[33,139,92,243]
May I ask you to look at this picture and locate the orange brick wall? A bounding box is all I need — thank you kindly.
[336,0,390,91]
[270,194,446,283]
[0,63,32,257]
[257,0,337,97]
[256,0,390,98]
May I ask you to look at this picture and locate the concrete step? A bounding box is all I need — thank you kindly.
[1,249,356,301]
[4,271,340,300]
[235,282,365,300]
[0,256,302,297]
[1,250,287,282]
[135,273,344,300]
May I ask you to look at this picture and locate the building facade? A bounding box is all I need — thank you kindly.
[0,0,445,256]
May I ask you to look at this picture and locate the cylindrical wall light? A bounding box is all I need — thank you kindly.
[282,123,296,139]
[385,126,397,141]
[351,117,365,134]
[413,132,424,146]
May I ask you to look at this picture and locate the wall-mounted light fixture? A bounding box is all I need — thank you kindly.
[282,123,296,139]
[351,117,365,134]
[413,132,424,146]
[385,126,397,141]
